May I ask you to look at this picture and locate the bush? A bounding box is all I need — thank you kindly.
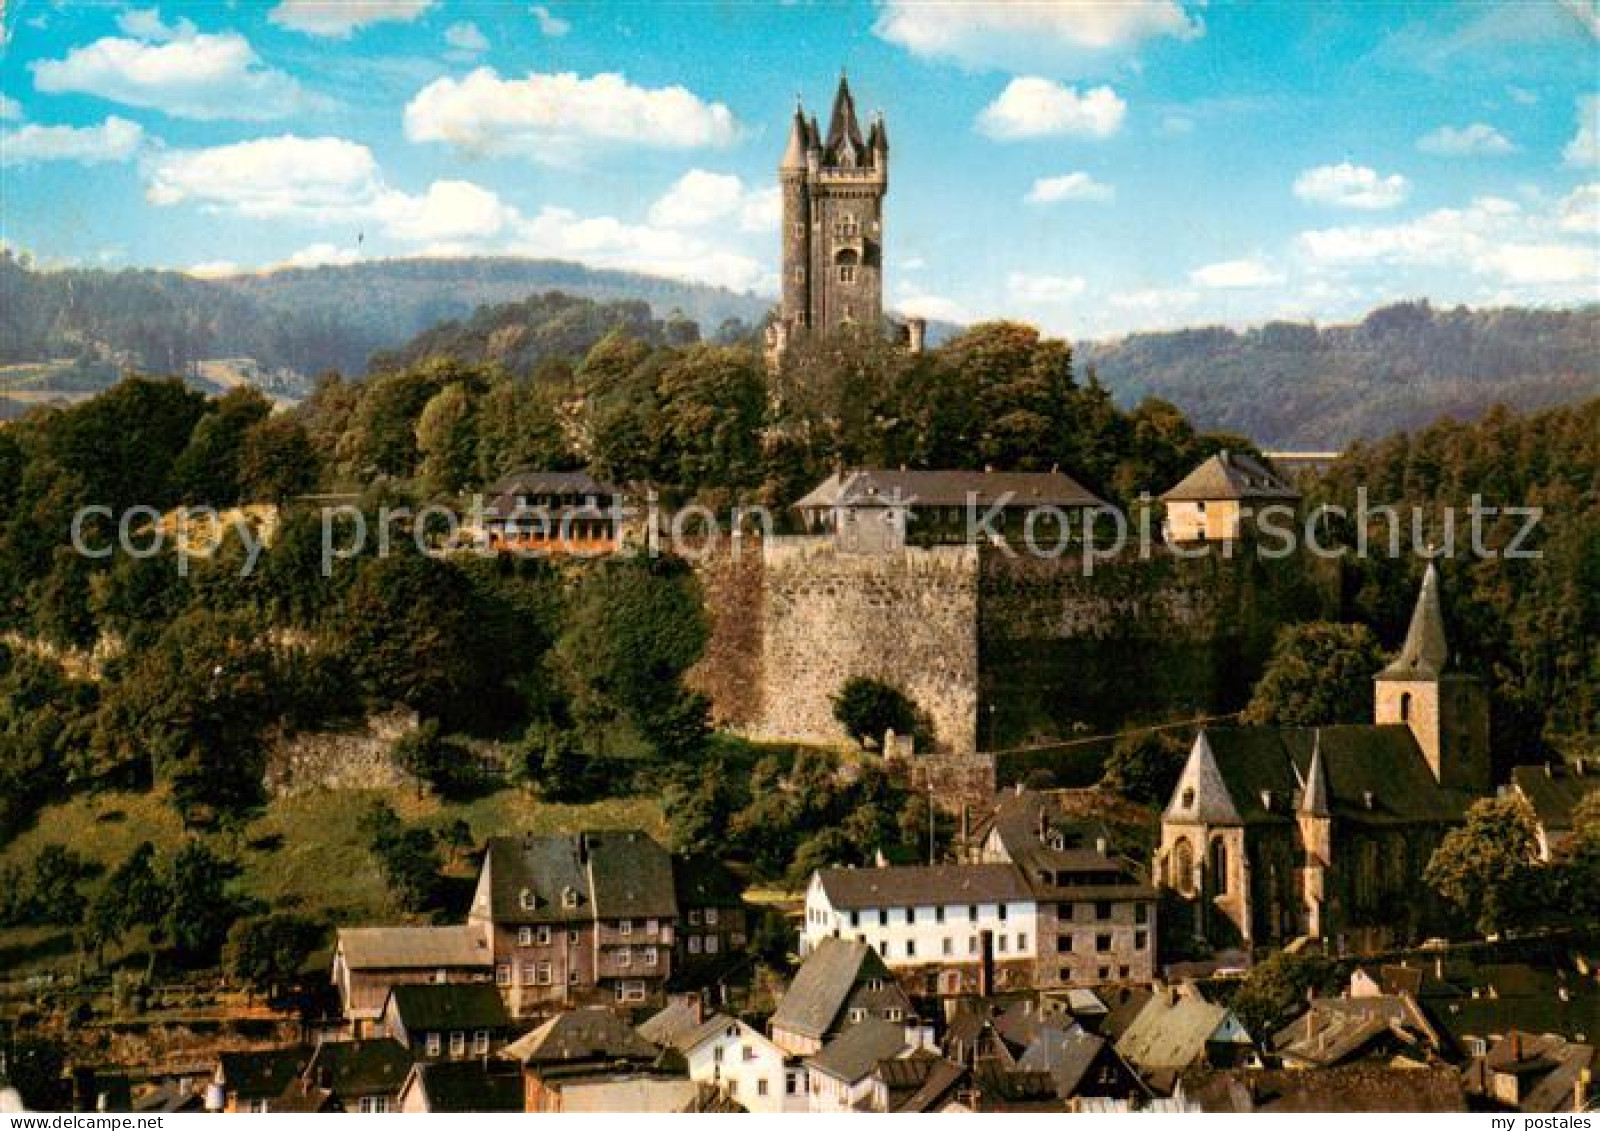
[831,677,923,748]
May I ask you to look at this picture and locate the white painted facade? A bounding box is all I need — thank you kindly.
[801,872,1039,969]
[681,1017,805,1114]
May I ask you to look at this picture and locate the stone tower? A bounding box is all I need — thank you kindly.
[1373,561,1491,794]
[775,73,888,347]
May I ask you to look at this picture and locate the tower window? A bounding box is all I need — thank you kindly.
[1400,692,1412,722]
[838,265,856,283]
[793,266,805,283]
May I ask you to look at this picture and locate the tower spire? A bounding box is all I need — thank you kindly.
[781,103,809,171]
[1300,730,1330,816]
[1382,561,1450,677]
[825,70,864,157]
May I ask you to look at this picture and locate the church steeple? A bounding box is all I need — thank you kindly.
[1381,561,1450,678]
[1299,731,1330,816]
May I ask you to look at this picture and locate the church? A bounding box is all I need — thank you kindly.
[1155,562,1491,952]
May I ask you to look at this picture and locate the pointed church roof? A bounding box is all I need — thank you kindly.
[825,72,865,159]
[781,105,809,171]
[1299,731,1331,816]
[1379,561,1450,679]
[1163,731,1243,825]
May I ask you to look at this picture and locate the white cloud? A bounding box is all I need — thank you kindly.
[1190,258,1284,288]
[1558,183,1599,234]
[874,0,1200,70]
[530,5,571,37]
[1416,122,1516,157]
[647,169,777,232]
[443,21,489,56]
[376,179,520,244]
[513,206,766,291]
[404,68,739,162]
[0,116,144,165]
[268,1,435,38]
[0,94,21,121]
[1293,162,1410,210]
[31,31,318,120]
[1565,95,1600,167]
[1006,271,1086,304]
[977,78,1125,141]
[893,283,969,324]
[115,9,197,41]
[280,242,362,269]
[146,135,383,219]
[186,261,242,278]
[1507,85,1539,106]
[1025,172,1114,204]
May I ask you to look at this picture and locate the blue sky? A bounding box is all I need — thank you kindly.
[1,0,1596,338]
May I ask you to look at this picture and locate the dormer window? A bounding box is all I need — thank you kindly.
[561,887,580,909]
[519,888,536,912]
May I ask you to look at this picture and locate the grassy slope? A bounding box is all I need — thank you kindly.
[0,786,665,977]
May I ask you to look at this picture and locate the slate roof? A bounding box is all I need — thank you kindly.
[1098,986,1154,1042]
[806,1018,908,1083]
[1114,990,1242,1073]
[1272,999,1426,1068]
[386,983,512,1033]
[794,468,1104,512]
[1379,562,1453,679]
[1165,726,1474,827]
[483,470,621,518]
[303,1039,414,1098]
[1189,1066,1467,1113]
[672,855,745,909]
[1018,1026,1112,1098]
[635,1000,702,1049]
[816,863,1032,910]
[404,1060,525,1113]
[877,1051,968,1113]
[1510,763,1596,836]
[218,1048,314,1101]
[481,830,677,925]
[336,925,490,970]
[770,938,908,1041]
[1161,450,1298,503]
[503,1007,661,1067]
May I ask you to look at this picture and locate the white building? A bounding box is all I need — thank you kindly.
[675,1015,805,1114]
[802,864,1039,996]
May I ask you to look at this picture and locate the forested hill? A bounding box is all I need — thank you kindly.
[0,252,771,394]
[1080,301,1600,449]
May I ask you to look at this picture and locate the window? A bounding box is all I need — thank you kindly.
[705,908,719,926]
[942,938,953,956]
[997,934,1008,953]
[1135,930,1148,951]
[1211,839,1230,895]
[1096,934,1113,952]
[758,1079,770,1098]
[787,1073,799,1096]
[968,936,978,955]
[732,932,746,946]
[886,1008,903,1022]
[1018,933,1028,951]
[689,909,702,926]
[1181,788,1196,809]
[689,936,702,954]
[425,1033,441,1058]
[1400,692,1412,722]
[248,1099,269,1114]
[728,1080,738,1097]
[1058,935,1072,953]
[904,908,914,925]
[935,906,946,924]
[1136,903,1149,925]
[968,905,978,922]
[905,940,916,958]
[714,1046,725,1065]
[743,1045,757,1062]
[519,888,536,912]
[567,929,580,944]
[706,936,719,954]
[449,1032,466,1058]
[537,961,553,985]
[620,919,633,936]
[618,946,631,967]
[879,909,889,927]
[793,266,805,283]
[616,980,647,1003]
[849,910,859,928]
[518,927,533,947]
[647,918,659,936]
[473,1030,490,1055]
[495,963,511,986]
[998,904,1008,922]
[848,1008,866,1023]
[1096,901,1112,921]
[433,968,447,985]
[644,947,658,966]
[358,1097,389,1114]
[561,887,579,909]
[568,969,580,985]
[537,925,552,945]
[521,961,536,984]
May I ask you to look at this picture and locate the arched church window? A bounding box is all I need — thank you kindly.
[1210,838,1230,895]
[1173,838,1195,897]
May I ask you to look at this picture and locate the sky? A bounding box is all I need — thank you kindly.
[1,0,1597,339]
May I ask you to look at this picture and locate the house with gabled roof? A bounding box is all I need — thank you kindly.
[657,1012,804,1113]
[331,924,492,1031]
[804,1016,915,1112]
[1160,449,1298,544]
[501,1005,694,1113]
[210,1047,314,1113]
[1113,986,1254,1094]
[378,983,519,1061]
[468,829,678,1016]
[480,469,626,555]
[1504,760,1597,860]
[770,937,917,1057]
[395,1058,525,1114]
[1155,563,1491,949]
[295,1038,414,1114]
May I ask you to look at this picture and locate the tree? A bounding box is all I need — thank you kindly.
[393,719,476,799]
[25,843,91,926]
[1230,950,1336,1037]
[1244,622,1389,726]
[831,676,920,748]
[87,841,166,965]
[237,416,321,504]
[664,773,732,858]
[361,803,442,912]
[172,387,273,506]
[1424,797,1543,937]
[517,722,594,803]
[415,382,478,493]
[226,914,323,1000]
[164,840,237,964]
[1553,788,1600,924]
[4,1035,71,1111]
[1101,730,1188,806]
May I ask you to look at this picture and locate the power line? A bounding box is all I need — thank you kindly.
[983,711,1244,759]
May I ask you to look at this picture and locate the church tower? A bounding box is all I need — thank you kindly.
[774,73,888,350]
[1373,561,1491,794]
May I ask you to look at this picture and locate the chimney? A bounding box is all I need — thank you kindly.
[1435,955,1444,980]
[1511,1033,1523,1062]
[978,930,995,998]
[1037,806,1049,843]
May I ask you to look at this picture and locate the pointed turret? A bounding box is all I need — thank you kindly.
[824,71,864,160]
[1381,561,1450,678]
[1164,731,1242,824]
[1299,731,1330,816]
[869,110,889,155]
[781,104,809,172]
